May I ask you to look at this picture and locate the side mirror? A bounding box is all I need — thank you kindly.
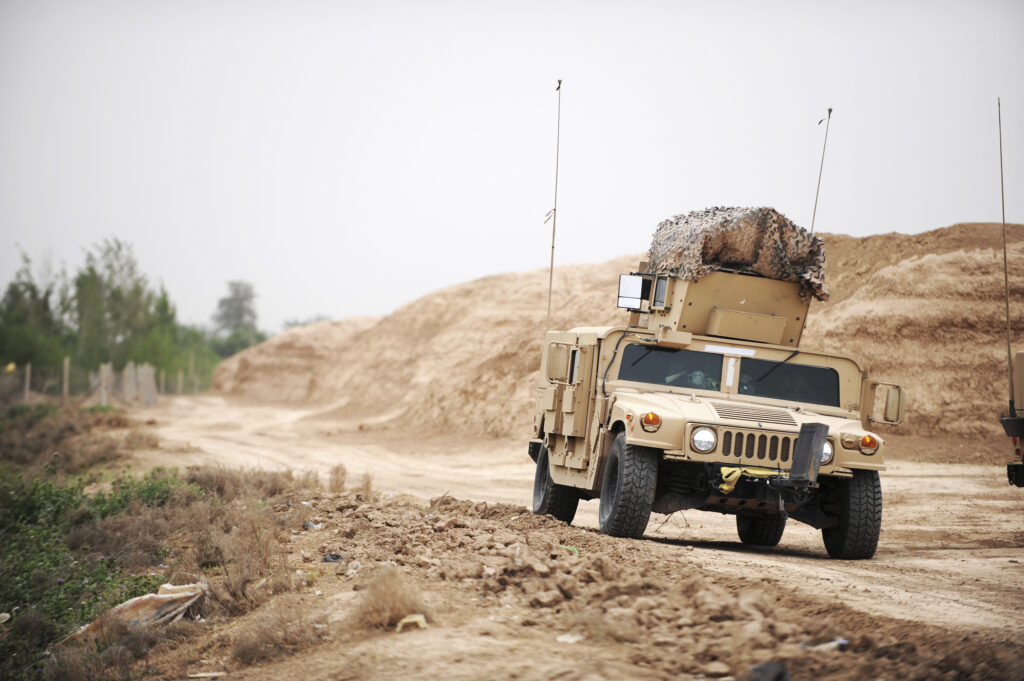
[863,380,905,427]
[617,274,650,310]
[545,344,569,382]
[883,386,902,423]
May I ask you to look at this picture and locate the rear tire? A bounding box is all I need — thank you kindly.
[532,444,579,524]
[598,432,658,538]
[736,512,787,547]
[822,469,881,559]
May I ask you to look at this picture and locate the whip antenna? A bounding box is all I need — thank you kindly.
[999,97,1015,414]
[810,107,833,234]
[545,79,563,332]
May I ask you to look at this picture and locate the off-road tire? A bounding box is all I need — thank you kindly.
[822,469,882,559]
[736,512,787,547]
[598,432,658,538]
[532,444,579,524]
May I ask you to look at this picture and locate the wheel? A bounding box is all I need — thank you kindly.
[598,432,658,538]
[736,512,787,547]
[532,444,579,524]
[822,469,881,559]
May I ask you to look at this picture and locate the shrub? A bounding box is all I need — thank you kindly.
[349,566,429,630]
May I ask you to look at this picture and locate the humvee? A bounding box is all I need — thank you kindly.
[1003,350,1024,486]
[528,266,905,559]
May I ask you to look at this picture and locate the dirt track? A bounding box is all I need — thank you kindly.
[134,395,1024,650]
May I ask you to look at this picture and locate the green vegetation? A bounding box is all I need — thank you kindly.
[0,238,270,389]
[0,471,183,681]
[0,406,325,679]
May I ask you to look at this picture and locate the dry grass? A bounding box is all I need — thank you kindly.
[66,467,298,611]
[44,620,190,681]
[231,595,327,666]
[349,566,429,630]
[328,464,348,492]
[122,428,159,450]
[296,469,321,490]
[0,404,145,474]
[356,472,376,501]
[214,505,291,608]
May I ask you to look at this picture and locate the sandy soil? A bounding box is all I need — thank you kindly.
[130,395,1024,679]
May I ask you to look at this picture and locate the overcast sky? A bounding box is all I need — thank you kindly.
[1,0,1022,332]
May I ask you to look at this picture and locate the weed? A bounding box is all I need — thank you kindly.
[349,566,429,630]
[328,464,348,493]
[356,472,375,501]
[296,470,321,490]
[0,404,136,473]
[82,404,116,414]
[122,429,159,450]
[231,595,327,666]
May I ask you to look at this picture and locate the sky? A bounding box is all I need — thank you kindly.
[1,0,1022,332]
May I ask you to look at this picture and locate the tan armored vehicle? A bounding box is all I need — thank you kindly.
[528,208,905,559]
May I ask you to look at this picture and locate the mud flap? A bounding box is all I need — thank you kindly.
[1008,463,1024,488]
[528,439,543,463]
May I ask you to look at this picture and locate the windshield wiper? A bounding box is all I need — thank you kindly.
[629,346,655,367]
[756,349,800,382]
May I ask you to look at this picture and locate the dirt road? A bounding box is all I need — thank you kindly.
[133,395,1024,649]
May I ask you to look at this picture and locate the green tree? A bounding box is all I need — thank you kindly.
[211,281,266,358]
[0,253,70,366]
[71,239,157,369]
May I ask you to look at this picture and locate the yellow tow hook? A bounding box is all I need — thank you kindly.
[718,467,742,494]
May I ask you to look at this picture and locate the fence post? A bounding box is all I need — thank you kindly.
[62,356,70,405]
[24,362,31,402]
[99,363,111,406]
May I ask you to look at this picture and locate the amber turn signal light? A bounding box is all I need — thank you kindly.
[860,435,879,454]
[641,412,661,432]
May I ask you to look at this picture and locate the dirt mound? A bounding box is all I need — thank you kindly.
[142,487,1022,680]
[213,223,1024,451]
[213,318,378,403]
[214,257,637,436]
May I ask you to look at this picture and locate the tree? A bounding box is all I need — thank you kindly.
[213,281,258,335]
[211,281,266,358]
[0,253,70,366]
[71,238,156,369]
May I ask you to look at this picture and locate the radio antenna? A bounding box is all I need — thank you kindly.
[998,97,1015,414]
[810,107,833,234]
[545,79,563,332]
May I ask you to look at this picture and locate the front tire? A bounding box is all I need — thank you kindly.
[822,469,881,559]
[598,432,658,538]
[532,444,579,524]
[737,512,787,547]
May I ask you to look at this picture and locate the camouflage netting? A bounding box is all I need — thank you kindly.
[646,207,829,301]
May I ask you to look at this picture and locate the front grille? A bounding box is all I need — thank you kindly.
[720,429,795,463]
[710,402,797,426]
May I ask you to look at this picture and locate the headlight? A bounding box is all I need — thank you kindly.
[821,440,834,465]
[691,427,717,453]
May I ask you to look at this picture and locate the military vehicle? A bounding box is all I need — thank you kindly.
[1003,351,1023,486]
[527,210,905,559]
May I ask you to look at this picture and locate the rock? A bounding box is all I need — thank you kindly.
[529,589,564,608]
[703,661,731,677]
[742,660,791,681]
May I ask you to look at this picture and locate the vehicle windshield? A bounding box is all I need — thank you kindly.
[618,345,723,391]
[738,357,839,407]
